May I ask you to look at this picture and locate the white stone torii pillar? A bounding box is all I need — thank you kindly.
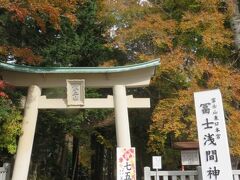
[0,59,159,180]
[113,85,131,147]
[12,85,41,180]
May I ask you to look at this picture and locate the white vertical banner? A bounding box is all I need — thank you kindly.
[194,89,233,180]
[117,147,136,180]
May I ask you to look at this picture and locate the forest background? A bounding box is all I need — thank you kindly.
[1,0,240,179]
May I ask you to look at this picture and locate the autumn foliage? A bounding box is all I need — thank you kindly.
[0,80,7,97]
[98,0,240,159]
[145,0,240,158]
[0,0,81,65]
[1,0,240,172]
[0,0,79,30]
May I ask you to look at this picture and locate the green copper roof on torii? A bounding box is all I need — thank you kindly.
[0,59,160,74]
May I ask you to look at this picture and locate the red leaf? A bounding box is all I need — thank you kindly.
[0,80,5,89]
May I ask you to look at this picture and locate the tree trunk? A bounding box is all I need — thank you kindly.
[231,156,240,169]
[72,136,79,180]
[91,133,104,180]
[232,0,240,15]
[32,162,39,180]
[91,133,97,180]
[107,149,114,180]
[60,134,70,177]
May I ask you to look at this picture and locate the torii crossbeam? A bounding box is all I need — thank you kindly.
[0,59,160,180]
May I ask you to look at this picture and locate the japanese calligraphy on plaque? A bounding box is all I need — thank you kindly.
[66,79,85,106]
[194,89,233,180]
[117,147,136,180]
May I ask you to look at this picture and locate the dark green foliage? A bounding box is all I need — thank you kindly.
[173,30,203,52]
[41,0,107,67]
[0,97,22,155]
[152,71,191,99]
[31,110,66,180]
[152,0,201,20]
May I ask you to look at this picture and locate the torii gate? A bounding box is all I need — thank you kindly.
[0,59,160,180]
